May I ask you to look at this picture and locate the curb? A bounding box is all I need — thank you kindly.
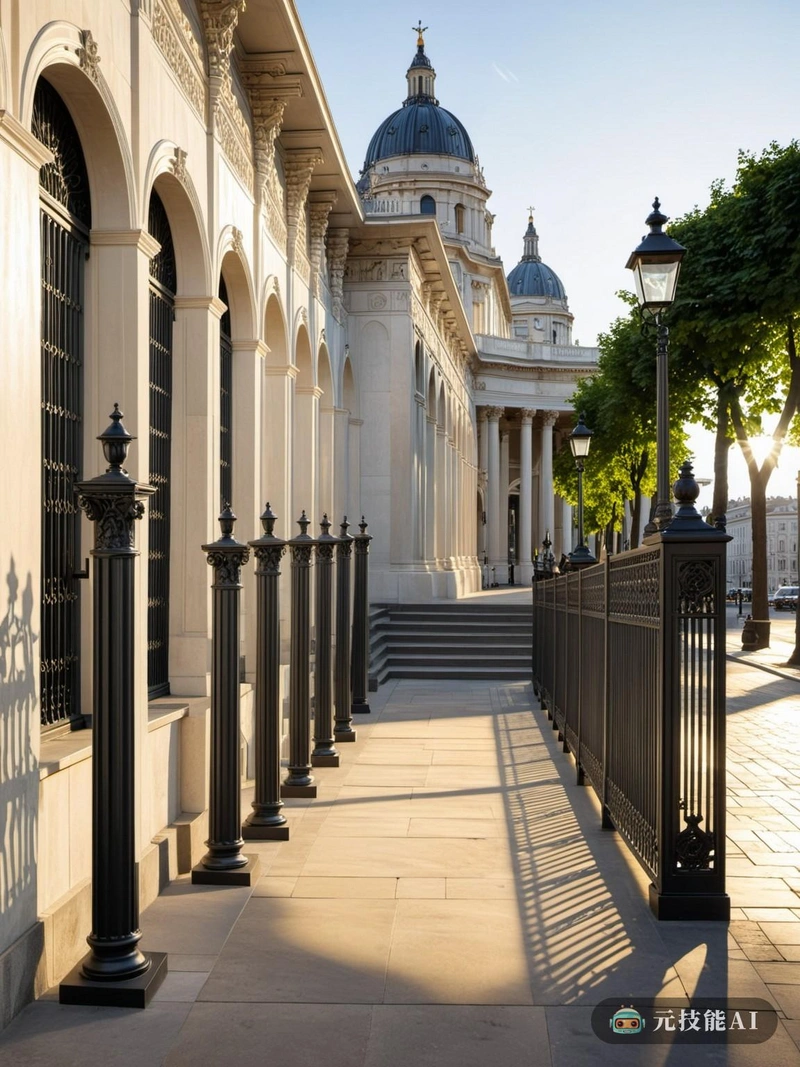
[726,649,800,685]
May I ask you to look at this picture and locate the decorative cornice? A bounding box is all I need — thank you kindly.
[200,1,246,83]
[152,0,206,117]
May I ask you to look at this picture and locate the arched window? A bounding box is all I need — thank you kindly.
[219,276,233,509]
[454,203,465,234]
[420,195,436,216]
[418,75,423,95]
[33,78,91,728]
[147,190,177,698]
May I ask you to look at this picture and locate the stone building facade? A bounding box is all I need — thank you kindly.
[0,2,598,1024]
[726,498,799,592]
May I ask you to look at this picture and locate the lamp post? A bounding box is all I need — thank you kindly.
[568,413,596,567]
[626,198,686,536]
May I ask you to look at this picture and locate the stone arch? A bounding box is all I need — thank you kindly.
[427,368,437,420]
[318,343,335,520]
[264,290,289,366]
[341,355,360,522]
[144,142,211,296]
[217,232,256,340]
[293,323,316,521]
[22,22,136,228]
[414,339,424,396]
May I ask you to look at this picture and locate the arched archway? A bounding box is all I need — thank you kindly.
[293,323,316,523]
[342,356,360,521]
[33,75,92,728]
[317,343,335,522]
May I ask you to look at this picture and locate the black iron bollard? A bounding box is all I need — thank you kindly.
[192,506,260,885]
[281,512,317,797]
[312,515,340,767]
[244,503,289,840]
[60,405,167,1008]
[334,517,356,742]
[351,516,372,714]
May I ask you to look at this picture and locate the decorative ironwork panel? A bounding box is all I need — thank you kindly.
[35,79,91,728]
[608,548,660,626]
[147,191,176,698]
[32,79,91,227]
[674,555,720,873]
[219,276,233,510]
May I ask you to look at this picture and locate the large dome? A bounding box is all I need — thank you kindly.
[363,102,475,169]
[360,36,476,174]
[507,260,567,300]
[506,215,567,301]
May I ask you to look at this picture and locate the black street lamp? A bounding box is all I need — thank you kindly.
[626,198,686,535]
[568,413,596,567]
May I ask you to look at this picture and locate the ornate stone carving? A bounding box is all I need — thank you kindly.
[541,410,559,428]
[152,0,206,117]
[78,30,101,82]
[200,1,246,81]
[249,97,286,198]
[169,146,188,182]
[484,406,504,421]
[284,149,323,263]
[326,228,349,320]
[230,226,244,255]
[520,408,537,422]
[308,192,337,294]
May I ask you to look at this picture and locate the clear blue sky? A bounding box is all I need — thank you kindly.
[299,0,800,500]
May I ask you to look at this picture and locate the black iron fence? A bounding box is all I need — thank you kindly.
[533,464,731,920]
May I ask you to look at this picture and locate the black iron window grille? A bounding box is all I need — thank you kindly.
[147,191,176,698]
[34,78,91,729]
[219,276,233,510]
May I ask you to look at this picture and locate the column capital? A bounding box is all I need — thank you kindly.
[520,408,537,424]
[484,406,504,422]
[541,410,559,428]
[477,407,488,424]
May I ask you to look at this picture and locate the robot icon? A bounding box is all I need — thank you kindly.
[610,1006,645,1035]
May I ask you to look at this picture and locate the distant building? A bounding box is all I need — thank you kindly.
[726,498,798,590]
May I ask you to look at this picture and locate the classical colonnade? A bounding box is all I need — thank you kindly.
[477,406,573,584]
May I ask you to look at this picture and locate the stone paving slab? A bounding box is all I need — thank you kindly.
[4,668,800,1063]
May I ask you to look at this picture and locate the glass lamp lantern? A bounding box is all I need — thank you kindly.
[568,413,593,464]
[626,198,686,314]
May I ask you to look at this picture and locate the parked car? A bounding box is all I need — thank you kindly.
[773,586,799,611]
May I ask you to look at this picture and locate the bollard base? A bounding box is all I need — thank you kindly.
[192,855,261,886]
[649,884,730,921]
[242,822,290,841]
[311,752,340,767]
[334,729,357,742]
[60,952,168,1009]
[281,783,317,798]
[351,702,371,715]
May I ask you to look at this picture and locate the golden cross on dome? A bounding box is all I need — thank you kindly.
[527,205,535,219]
[413,21,428,47]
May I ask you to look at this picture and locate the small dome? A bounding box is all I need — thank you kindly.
[507,261,567,300]
[506,213,567,300]
[363,102,475,170]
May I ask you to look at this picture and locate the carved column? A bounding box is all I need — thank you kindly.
[519,409,536,584]
[326,228,350,321]
[284,148,324,265]
[308,192,337,296]
[201,1,246,106]
[539,411,558,549]
[61,407,167,1007]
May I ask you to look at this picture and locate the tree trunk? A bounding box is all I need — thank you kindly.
[749,472,770,649]
[712,389,732,524]
[790,472,800,666]
[631,489,641,550]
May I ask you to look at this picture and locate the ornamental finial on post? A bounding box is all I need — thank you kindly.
[250,501,286,574]
[98,403,134,475]
[202,505,250,586]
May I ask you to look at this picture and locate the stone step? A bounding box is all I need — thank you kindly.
[381,665,532,681]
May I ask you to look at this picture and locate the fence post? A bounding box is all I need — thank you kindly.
[334,517,356,742]
[351,516,372,715]
[601,554,613,828]
[282,512,317,797]
[193,507,260,886]
[244,503,289,840]
[61,406,167,1007]
[312,515,339,767]
[650,461,731,920]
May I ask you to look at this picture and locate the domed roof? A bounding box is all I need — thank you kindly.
[363,103,475,170]
[506,214,567,301]
[360,31,476,173]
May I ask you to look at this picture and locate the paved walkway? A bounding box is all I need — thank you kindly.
[3,663,800,1065]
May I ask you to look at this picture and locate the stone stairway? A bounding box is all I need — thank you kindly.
[369,601,533,684]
